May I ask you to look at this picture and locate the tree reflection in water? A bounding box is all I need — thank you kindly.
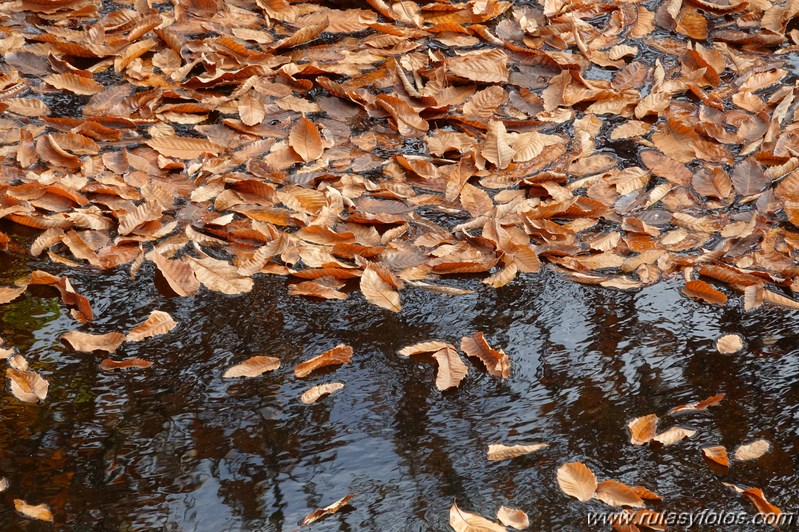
[0,258,796,530]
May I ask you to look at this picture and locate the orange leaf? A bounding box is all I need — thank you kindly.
[289,116,324,162]
[460,332,509,379]
[682,280,727,305]
[99,358,154,371]
[223,356,281,378]
[294,344,353,378]
[557,462,597,502]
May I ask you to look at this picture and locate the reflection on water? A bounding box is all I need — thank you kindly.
[0,254,797,530]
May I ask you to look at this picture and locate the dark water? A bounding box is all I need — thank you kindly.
[0,253,797,531]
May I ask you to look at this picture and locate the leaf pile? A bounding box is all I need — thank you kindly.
[1,0,799,311]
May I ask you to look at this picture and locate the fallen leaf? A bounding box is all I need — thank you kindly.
[126,310,177,342]
[294,344,353,378]
[734,439,770,461]
[99,358,154,371]
[487,443,548,461]
[723,483,782,523]
[651,426,697,446]
[146,136,221,159]
[223,356,281,378]
[669,392,726,414]
[628,414,659,445]
[6,367,48,403]
[594,480,645,508]
[557,461,597,502]
[300,493,354,526]
[432,346,468,391]
[702,445,730,467]
[360,264,401,312]
[449,502,506,532]
[460,332,509,379]
[14,500,53,522]
[289,116,324,163]
[683,280,727,305]
[186,255,254,295]
[716,334,744,354]
[300,382,344,404]
[62,331,125,353]
[496,506,528,530]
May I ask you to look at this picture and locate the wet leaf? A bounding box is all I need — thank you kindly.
[432,346,468,391]
[723,483,782,523]
[628,414,659,445]
[716,334,744,354]
[486,443,548,461]
[594,480,646,508]
[460,332,509,379]
[14,500,52,522]
[496,506,528,530]
[449,502,506,531]
[734,439,770,461]
[300,493,354,526]
[186,255,254,295]
[702,445,730,467]
[669,392,725,414]
[294,344,352,378]
[300,382,344,404]
[557,462,597,502]
[0,285,26,304]
[99,358,154,371]
[126,310,177,342]
[223,356,281,378]
[682,280,727,305]
[360,264,401,312]
[62,331,125,353]
[651,426,697,446]
[7,368,48,403]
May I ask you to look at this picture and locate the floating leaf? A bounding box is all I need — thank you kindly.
[487,443,548,461]
[294,344,352,378]
[7,368,48,403]
[432,346,468,391]
[651,426,697,446]
[716,334,744,354]
[669,392,725,414]
[702,445,730,467]
[628,414,659,445]
[126,310,177,342]
[62,331,125,353]
[186,255,254,295]
[683,280,727,305]
[300,493,354,526]
[734,439,770,461]
[557,462,597,502]
[360,264,401,312]
[300,382,344,404]
[496,506,528,530]
[449,502,506,532]
[223,356,281,378]
[14,500,53,522]
[99,358,154,371]
[594,480,646,508]
[460,332,509,379]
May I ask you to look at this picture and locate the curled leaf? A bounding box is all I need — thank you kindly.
[223,356,280,378]
[487,443,548,461]
[99,358,154,371]
[300,493,354,526]
[300,382,344,404]
[126,310,177,342]
[294,344,352,378]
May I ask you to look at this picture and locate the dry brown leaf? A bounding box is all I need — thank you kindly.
[300,382,344,404]
[734,439,770,461]
[717,334,744,354]
[450,502,506,532]
[628,414,659,445]
[14,499,53,522]
[187,255,253,295]
[300,493,354,526]
[99,358,154,371]
[62,331,125,353]
[594,480,646,508]
[460,332,509,379]
[496,506,528,530]
[44,73,102,95]
[146,136,221,159]
[652,426,697,446]
[360,264,401,312]
[289,117,324,163]
[223,356,281,378]
[150,251,200,297]
[447,49,509,83]
[683,280,727,305]
[432,346,468,391]
[288,280,348,300]
[7,368,48,403]
[487,443,548,461]
[557,462,597,502]
[398,341,452,356]
[0,285,26,304]
[702,445,730,467]
[294,344,353,378]
[482,120,514,170]
[127,310,177,342]
[668,392,725,414]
